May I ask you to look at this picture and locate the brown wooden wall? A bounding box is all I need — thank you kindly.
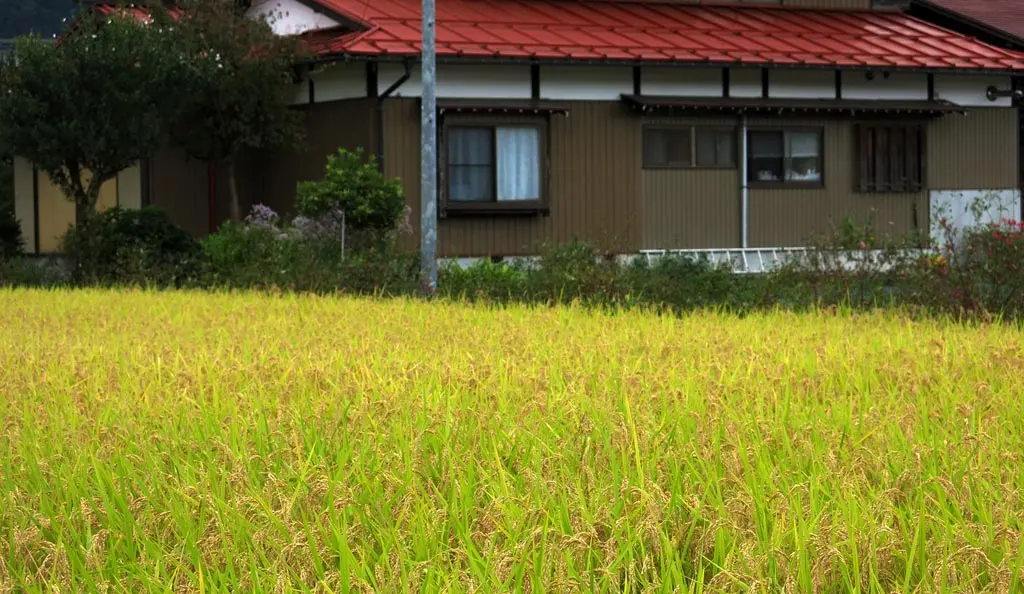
[641,115,741,249]
[145,98,376,235]
[927,108,1018,191]
[383,99,642,257]
[142,98,1017,253]
[258,98,377,217]
[641,108,1018,249]
[747,116,927,247]
[147,147,217,237]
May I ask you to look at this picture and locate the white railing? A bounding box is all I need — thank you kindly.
[440,247,931,274]
[639,247,930,274]
[638,247,811,274]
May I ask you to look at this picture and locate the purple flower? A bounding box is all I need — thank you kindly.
[245,204,279,232]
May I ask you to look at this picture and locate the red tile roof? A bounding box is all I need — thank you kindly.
[93,4,184,22]
[922,0,1024,41]
[303,0,1024,71]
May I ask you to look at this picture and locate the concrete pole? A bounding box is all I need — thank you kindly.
[419,0,438,295]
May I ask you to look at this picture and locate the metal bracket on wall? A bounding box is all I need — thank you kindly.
[986,85,1024,102]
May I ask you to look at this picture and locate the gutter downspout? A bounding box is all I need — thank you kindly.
[375,58,412,172]
[740,114,749,249]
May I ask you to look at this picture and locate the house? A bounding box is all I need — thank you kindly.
[909,0,1024,212]
[11,0,1024,258]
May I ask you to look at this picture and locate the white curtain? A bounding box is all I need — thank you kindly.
[786,132,822,182]
[496,128,540,201]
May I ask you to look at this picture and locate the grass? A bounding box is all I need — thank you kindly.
[1,288,1023,593]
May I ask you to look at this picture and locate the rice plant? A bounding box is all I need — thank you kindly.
[1,288,1022,593]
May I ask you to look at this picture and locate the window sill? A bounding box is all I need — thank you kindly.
[644,165,737,171]
[748,181,824,189]
[856,186,924,194]
[442,202,549,217]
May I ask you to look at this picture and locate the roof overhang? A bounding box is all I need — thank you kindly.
[621,95,967,117]
[297,53,1024,78]
[428,99,571,116]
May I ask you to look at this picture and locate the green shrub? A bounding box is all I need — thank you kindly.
[440,241,787,313]
[201,220,282,289]
[295,148,406,234]
[621,253,755,311]
[62,207,205,287]
[528,239,622,305]
[0,257,70,288]
[439,259,531,303]
[202,204,418,295]
[913,217,1024,318]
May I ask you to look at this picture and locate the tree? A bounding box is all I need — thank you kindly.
[161,0,304,221]
[0,12,186,223]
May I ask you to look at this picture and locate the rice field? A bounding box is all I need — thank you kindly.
[1,289,1023,593]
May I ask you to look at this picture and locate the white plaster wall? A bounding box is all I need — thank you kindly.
[313,62,366,102]
[930,189,1022,247]
[366,65,1016,107]
[539,66,633,101]
[13,157,35,255]
[641,67,722,97]
[378,63,532,99]
[934,75,1013,107]
[842,72,928,101]
[378,62,420,97]
[246,0,340,35]
[438,64,531,99]
[769,69,835,99]
[730,68,762,98]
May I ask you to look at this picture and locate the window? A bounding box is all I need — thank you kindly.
[444,121,545,213]
[748,129,823,185]
[696,128,736,167]
[644,127,691,168]
[643,126,736,169]
[856,123,924,193]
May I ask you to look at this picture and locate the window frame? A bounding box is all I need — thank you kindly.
[643,125,737,170]
[855,122,925,194]
[440,114,549,216]
[695,127,738,169]
[746,127,825,189]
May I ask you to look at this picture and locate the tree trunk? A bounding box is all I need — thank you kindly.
[74,183,102,226]
[75,199,91,227]
[226,155,242,221]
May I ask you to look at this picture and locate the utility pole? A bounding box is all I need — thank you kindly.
[419,0,438,295]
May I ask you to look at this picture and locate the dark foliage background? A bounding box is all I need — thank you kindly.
[0,0,76,39]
